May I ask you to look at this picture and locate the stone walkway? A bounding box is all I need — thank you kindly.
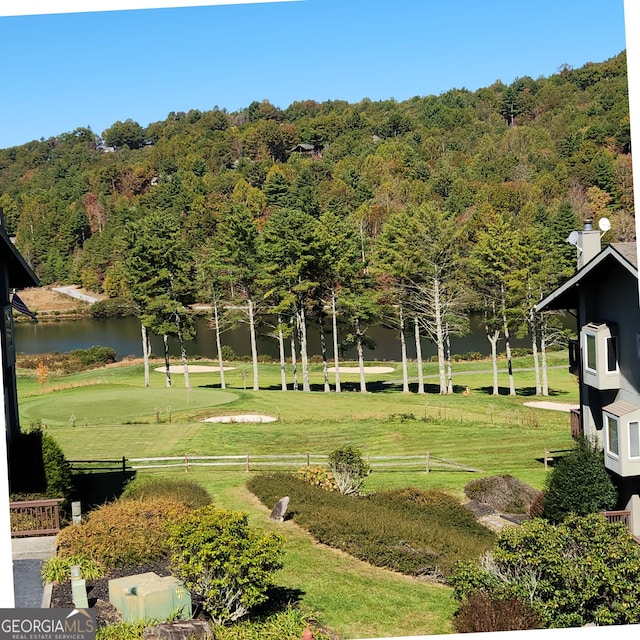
[12,536,57,608]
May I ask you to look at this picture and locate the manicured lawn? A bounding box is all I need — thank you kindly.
[16,353,576,638]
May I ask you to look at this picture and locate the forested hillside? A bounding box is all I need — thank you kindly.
[0,51,632,395]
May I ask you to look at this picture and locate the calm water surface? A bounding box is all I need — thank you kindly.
[14,314,543,362]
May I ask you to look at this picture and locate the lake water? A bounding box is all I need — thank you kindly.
[13,313,545,362]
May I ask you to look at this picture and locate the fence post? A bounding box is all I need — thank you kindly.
[71,501,82,526]
[426,452,430,473]
[246,453,250,472]
[122,456,126,472]
[544,449,549,470]
[306,452,310,467]
[185,453,189,473]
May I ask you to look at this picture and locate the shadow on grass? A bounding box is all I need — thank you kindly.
[249,586,306,620]
[73,470,136,509]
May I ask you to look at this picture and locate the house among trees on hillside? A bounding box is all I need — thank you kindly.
[289,143,323,159]
[0,208,39,446]
[537,222,640,537]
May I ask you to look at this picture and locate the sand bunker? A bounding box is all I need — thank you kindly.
[203,414,277,423]
[327,366,394,374]
[154,365,235,373]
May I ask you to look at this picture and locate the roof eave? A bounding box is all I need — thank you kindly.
[535,244,638,314]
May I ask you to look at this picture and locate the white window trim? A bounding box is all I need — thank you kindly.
[584,332,597,373]
[605,336,619,374]
[629,420,640,460]
[604,413,620,459]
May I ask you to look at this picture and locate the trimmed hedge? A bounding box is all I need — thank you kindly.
[248,473,494,578]
[121,476,212,509]
[56,497,189,568]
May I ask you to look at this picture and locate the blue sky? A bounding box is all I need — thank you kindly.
[0,0,628,149]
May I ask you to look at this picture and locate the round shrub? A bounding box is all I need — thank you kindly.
[464,475,539,513]
[56,497,189,568]
[167,506,284,625]
[121,476,212,509]
[327,445,369,495]
[542,437,617,523]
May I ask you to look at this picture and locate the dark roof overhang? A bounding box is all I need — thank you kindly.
[536,243,638,313]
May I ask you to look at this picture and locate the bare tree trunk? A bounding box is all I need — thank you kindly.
[531,318,542,396]
[290,320,298,391]
[488,330,500,395]
[174,310,191,390]
[141,322,150,387]
[445,323,453,394]
[319,315,330,392]
[163,334,172,388]
[434,276,447,394]
[277,315,287,391]
[540,316,549,396]
[501,284,516,396]
[399,305,409,393]
[297,302,311,392]
[247,298,259,391]
[414,315,424,394]
[356,318,367,393]
[212,292,226,390]
[331,290,341,393]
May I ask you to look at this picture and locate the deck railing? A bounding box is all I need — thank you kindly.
[9,498,63,537]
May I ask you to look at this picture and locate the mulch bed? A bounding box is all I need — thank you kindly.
[50,559,173,627]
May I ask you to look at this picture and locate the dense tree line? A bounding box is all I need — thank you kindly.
[0,52,632,394]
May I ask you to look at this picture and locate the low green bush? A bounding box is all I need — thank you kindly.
[41,554,105,585]
[464,475,539,513]
[70,345,117,367]
[248,474,494,579]
[94,607,332,640]
[121,476,212,509]
[56,497,189,568]
[451,513,640,627]
[167,506,284,625]
[17,346,117,373]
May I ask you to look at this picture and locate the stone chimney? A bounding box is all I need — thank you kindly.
[577,219,601,269]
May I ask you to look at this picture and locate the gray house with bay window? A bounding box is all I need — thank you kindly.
[537,230,640,535]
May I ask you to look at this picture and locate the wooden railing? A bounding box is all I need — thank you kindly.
[570,408,582,440]
[601,510,631,527]
[9,498,63,537]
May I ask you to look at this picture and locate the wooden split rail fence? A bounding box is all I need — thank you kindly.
[68,453,479,474]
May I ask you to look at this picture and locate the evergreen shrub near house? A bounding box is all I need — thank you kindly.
[56,497,190,568]
[9,427,74,512]
[120,475,213,509]
[450,513,640,628]
[166,506,284,625]
[248,473,494,578]
[542,436,617,523]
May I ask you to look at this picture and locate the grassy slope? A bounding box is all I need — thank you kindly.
[17,353,576,638]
